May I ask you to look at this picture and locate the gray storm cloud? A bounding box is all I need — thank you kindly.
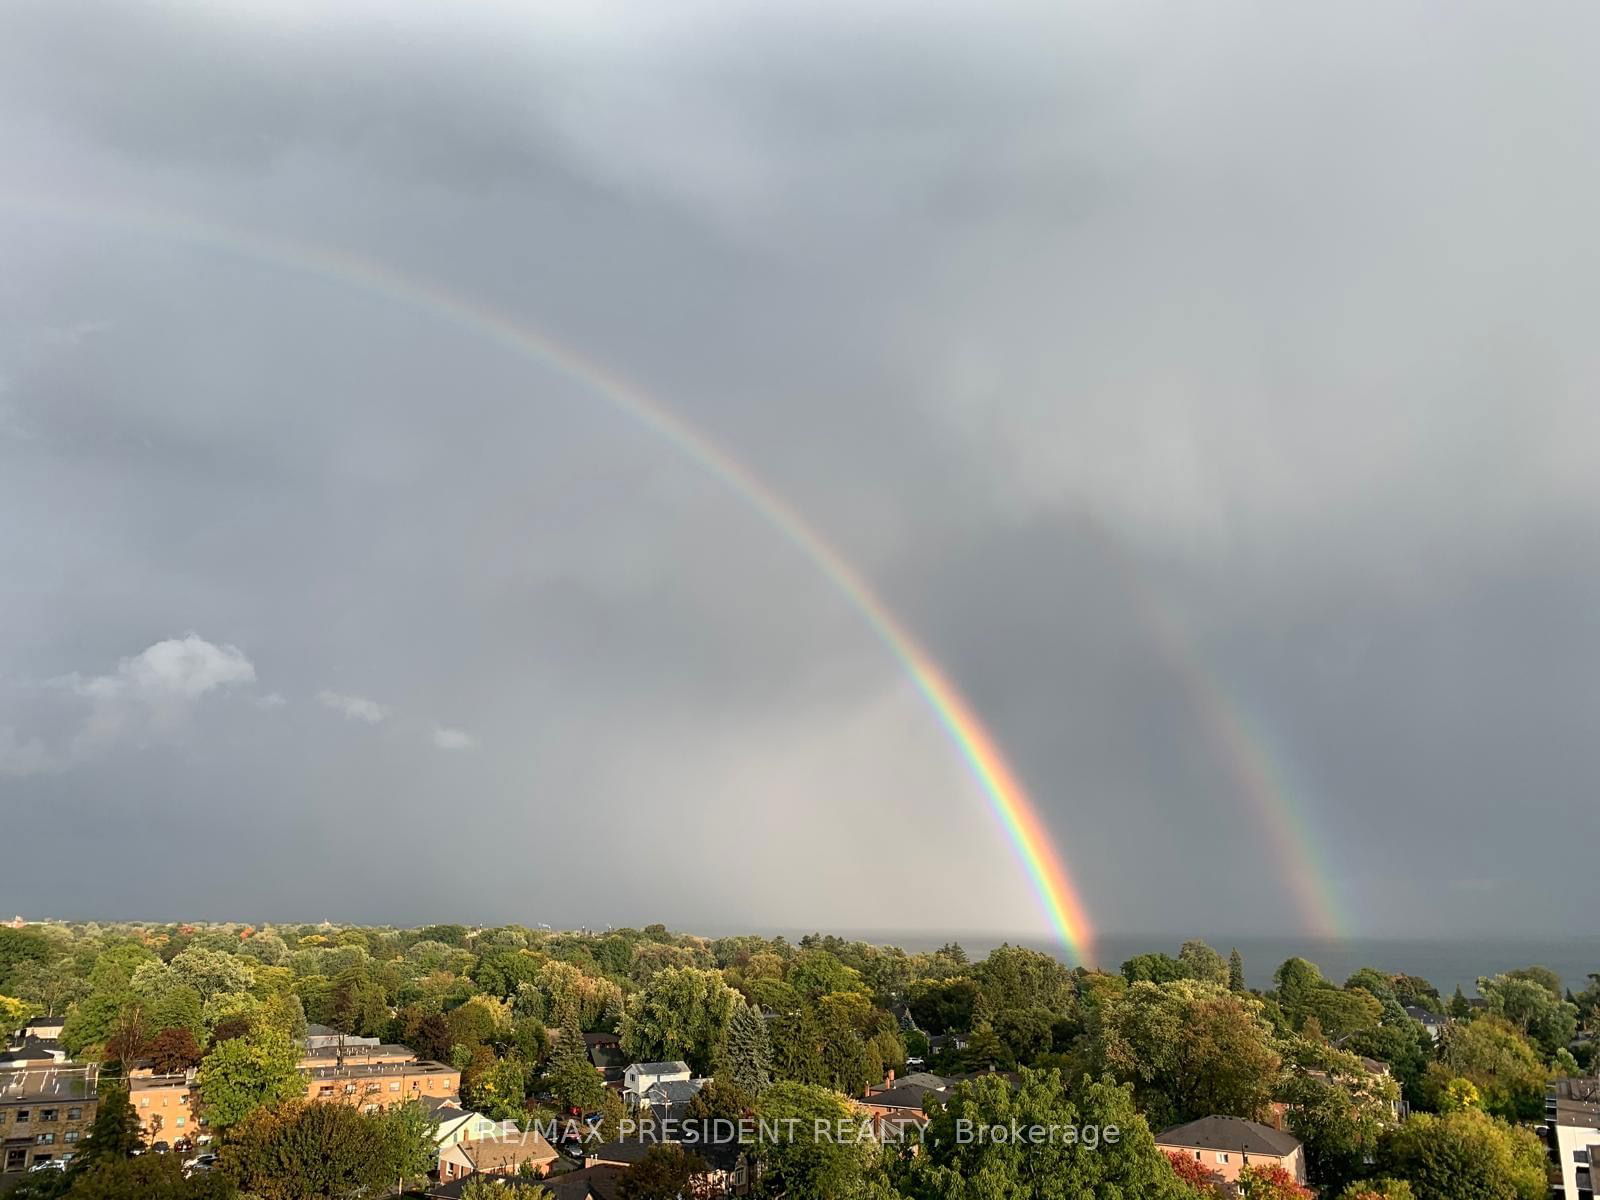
[0,0,1596,937]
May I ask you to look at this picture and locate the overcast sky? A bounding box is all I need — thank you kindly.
[2,0,1597,946]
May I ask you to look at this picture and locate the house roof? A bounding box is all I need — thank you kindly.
[545,1165,628,1200]
[859,1083,940,1111]
[1403,1006,1443,1023]
[628,1061,690,1076]
[645,1079,705,1103]
[587,1138,658,1166]
[1156,1116,1302,1158]
[440,1130,558,1172]
[870,1072,946,1093]
[582,1032,622,1047]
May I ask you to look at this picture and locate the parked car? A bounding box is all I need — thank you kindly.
[29,1159,67,1173]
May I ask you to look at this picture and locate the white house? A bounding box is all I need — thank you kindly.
[423,1097,517,1154]
[623,1061,691,1110]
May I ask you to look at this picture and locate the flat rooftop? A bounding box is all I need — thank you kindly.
[302,1059,456,1080]
[0,1066,98,1102]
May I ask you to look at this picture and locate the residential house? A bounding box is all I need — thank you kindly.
[544,1165,627,1200]
[15,1017,66,1043]
[586,1139,658,1169]
[857,1072,948,1139]
[0,1039,68,1069]
[1155,1116,1306,1190]
[639,1077,708,1123]
[623,1061,691,1110]
[0,1065,98,1174]
[1403,1006,1446,1042]
[586,1035,629,1086]
[436,1128,559,1184]
[1547,1076,1600,1199]
[423,1097,516,1152]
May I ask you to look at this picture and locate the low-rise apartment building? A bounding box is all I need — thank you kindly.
[0,1065,98,1174]
[301,1058,461,1111]
[129,1072,200,1145]
[1548,1076,1600,1198]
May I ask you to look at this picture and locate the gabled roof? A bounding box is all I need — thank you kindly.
[1156,1115,1302,1158]
[545,1165,627,1200]
[1403,1005,1443,1023]
[627,1060,690,1076]
[587,1138,658,1166]
[860,1082,941,1111]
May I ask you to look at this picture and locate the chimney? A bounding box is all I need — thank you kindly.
[886,1068,895,1085]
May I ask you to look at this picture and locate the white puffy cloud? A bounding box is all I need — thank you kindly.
[72,633,256,700]
[316,690,388,723]
[432,726,478,751]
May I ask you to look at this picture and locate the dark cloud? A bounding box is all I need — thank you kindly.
[1,0,1596,941]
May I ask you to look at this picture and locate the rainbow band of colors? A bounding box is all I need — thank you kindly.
[5,196,1098,965]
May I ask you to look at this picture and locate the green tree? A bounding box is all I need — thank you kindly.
[1477,972,1578,1058]
[752,1081,880,1200]
[973,945,1078,1014]
[546,1003,606,1110]
[195,1026,301,1131]
[166,948,253,1004]
[327,966,388,1037]
[1439,1016,1549,1119]
[618,1144,709,1200]
[220,1099,436,1198]
[1177,941,1229,987]
[1336,1182,1415,1200]
[1376,1109,1545,1200]
[722,1001,774,1096]
[1279,1059,1398,1191]
[1121,954,1189,985]
[460,1179,551,1200]
[57,1154,236,1199]
[903,1070,1195,1200]
[622,966,739,1073]
[0,927,56,992]
[1092,980,1282,1127]
[1229,949,1246,993]
[1273,958,1326,1015]
[1297,988,1384,1041]
[71,1084,142,1171]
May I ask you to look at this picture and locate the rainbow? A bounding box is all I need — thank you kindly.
[2,196,1098,965]
[1084,518,1347,939]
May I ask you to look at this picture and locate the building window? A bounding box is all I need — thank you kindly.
[140,1099,150,1108]
[175,1118,185,1128]
[37,1133,55,1144]
[67,1108,81,1120]
[389,1082,400,1091]
[41,1109,58,1122]
[65,1132,80,1143]
[1216,1153,1229,1164]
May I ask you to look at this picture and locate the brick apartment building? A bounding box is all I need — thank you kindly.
[0,1065,99,1174]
